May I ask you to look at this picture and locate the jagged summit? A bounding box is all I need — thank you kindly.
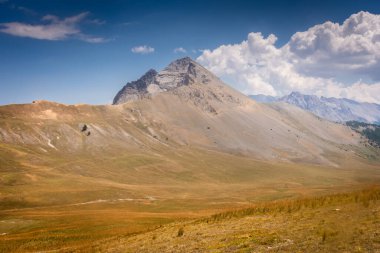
[113,57,218,104]
[138,69,158,84]
[163,57,199,75]
[158,57,196,73]
[167,56,193,68]
[112,69,158,104]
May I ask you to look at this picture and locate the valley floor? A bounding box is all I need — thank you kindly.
[1,187,379,252]
[0,142,379,252]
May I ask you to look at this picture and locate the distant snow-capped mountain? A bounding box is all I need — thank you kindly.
[249,92,380,124]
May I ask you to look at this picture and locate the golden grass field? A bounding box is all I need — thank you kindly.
[2,186,379,252]
[0,138,380,252]
[94,187,380,253]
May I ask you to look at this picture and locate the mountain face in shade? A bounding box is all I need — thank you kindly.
[113,57,216,104]
[250,92,380,124]
[113,69,158,104]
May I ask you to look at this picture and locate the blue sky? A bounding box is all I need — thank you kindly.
[1,0,380,105]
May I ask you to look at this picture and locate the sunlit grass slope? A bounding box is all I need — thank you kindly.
[95,187,380,253]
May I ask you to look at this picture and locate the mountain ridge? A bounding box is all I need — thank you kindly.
[250,92,380,124]
[113,69,158,104]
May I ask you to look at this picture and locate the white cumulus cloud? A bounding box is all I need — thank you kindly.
[131,45,155,54]
[0,12,107,43]
[174,47,187,53]
[288,11,380,80]
[197,11,380,103]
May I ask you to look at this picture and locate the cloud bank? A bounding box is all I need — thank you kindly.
[0,12,106,43]
[131,45,155,54]
[197,11,380,103]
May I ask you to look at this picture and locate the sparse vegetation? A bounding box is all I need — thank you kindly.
[177,227,184,237]
[347,120,380,147]
[1,185,379,252]
[81,124,88,132]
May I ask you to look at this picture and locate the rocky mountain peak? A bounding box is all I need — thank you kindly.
[139,69,157,84]
[165,57,196,72]
[155,57,212,89]
[113,57,219,104]
[113,69,158,104]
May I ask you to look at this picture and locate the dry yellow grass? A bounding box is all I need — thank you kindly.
[94,187,380,253]
[0,139,380,252]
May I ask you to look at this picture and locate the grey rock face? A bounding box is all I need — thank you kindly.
[113,69,158,104]
[113,57,216,104]
[155,57,212,89]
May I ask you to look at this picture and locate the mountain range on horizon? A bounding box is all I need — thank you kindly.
[249,92,380,125]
